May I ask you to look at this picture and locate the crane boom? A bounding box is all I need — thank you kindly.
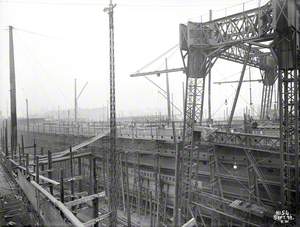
[214,79,262,85]
[130,67,184,77]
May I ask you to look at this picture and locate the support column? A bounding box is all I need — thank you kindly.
[48,150,53,195]
[9,26,18,157]
[93,157,99,227]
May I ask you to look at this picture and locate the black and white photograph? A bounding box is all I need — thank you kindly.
[0,0,299,226]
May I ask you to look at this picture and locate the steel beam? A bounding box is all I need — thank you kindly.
[228,45,252,128]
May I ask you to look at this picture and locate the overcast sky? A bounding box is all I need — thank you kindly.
[0,0,269,120]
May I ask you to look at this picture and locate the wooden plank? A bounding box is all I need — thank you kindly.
[40,152,91,164]
[64,175,83,182]
[39,169,53,174]
[39,131,109,161]
[75,191,88,197]
[9,158,59,185]
[65,192,106,208]
[83,213,110,227]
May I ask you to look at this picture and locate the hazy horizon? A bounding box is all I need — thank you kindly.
[0,0,270,121]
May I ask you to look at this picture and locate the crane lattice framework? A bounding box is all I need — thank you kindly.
[178,0,299,226]
[104,1,118,226]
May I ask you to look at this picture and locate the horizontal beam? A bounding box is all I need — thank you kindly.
[182,218,196,227]
[65,192,106,208]
[193,201,260,227]
[130,67,184,77]
[40,152,91,164]
[9,158,59,185]
[83,213,110,227]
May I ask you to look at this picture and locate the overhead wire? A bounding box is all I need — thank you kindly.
[0,0,270,8]
[15,31,71,110]
[135,44,178,73]
[14,27,58,39]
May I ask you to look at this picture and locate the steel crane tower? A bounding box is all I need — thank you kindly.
[104,1,118,226]
[177,0,299,226]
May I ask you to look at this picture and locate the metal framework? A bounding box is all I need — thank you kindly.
[177,0,299,225]
[1,1,299,227]
[272,0,299,217]
[104,1,118,226]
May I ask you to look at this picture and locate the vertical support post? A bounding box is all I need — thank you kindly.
[163,184,169,224]
[75,78,77,122]
[125,152,131,227]
[78,157,82,192]
[154,145,161,226]
[26,99,29,132]
[40,148,44,172]
[93,157,99,227]
[35,156,39,184]
[150,191,153,227]
[21,135,24,161]
[137,151,141,223]
[9,25,18,156]
[89,155,93,195]
[70,146,75,199]
[182,82,185,117]
[172,122,180,227]
[5,120,8,157]
[120,152,126,212]
[48,150,53,195]
[18,144,21,165]
[145,179,150,216]
[60,169,65,211]
[26,153,29,175]
[33,140,37,172]
[0,129,3,155]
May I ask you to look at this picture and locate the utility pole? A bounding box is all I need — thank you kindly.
[58,106,60,121]
[104,1,118,226]
[75,78,77,122]
[26,99,29,132]
[182,82,185,118]
[171,93,174,120]
[165,59,171,125]
[9,25,18,155]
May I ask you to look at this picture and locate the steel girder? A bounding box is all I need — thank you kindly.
[197,1,274,48]
[211,131,280,153]
[177,0,299,225]
[220,44,270,70]
[278,67,299,214]
[179,47,219,222]
[272,0,300,219]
